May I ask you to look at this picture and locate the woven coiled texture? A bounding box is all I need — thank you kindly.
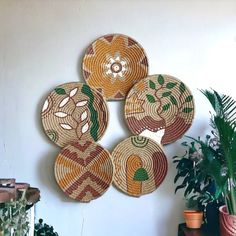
[54,140,113,202]
[82,34,148,100]
[124,74,195,144]
[112,136,168,197]
[41,82,109,147]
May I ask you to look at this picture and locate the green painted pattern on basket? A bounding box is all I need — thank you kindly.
[81,84,99,141]
[133,167,149,181]
[46,130,59,142]
[131,136,149,148]
[55,87,66,95]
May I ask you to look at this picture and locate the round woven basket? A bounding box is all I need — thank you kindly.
[124,74,195,144]
[112,135,168,197]
[54,140,114,202]
[41,82,109,147]
[82,34,149,100]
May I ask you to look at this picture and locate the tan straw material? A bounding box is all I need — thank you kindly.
[82,34,148,100]
[54,140,113,202]
[41,82,109,147]
[112,136,168,197]
[124,74,195,144]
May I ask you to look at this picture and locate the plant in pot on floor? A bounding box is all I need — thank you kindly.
[198,89,236,236]
[173,136,221,229]
[174,89,236,235]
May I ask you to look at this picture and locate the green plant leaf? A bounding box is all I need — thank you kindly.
[201,89,236,126]
[55,88,66,95]
[162,103,171,111]
[181,141,188,146]
[175,184,187,194]
[166,82,177,89]
[179,82,186,93]
[157,75,165,85]
[162,91,172,97]
[185,95,193,102]
[173,159,180,163]
[170,95,177,105]
[149,80,156,89]
[133,168,149,181]
[182,107,193,113]
[146,94,156,103]
[184,181,195,197]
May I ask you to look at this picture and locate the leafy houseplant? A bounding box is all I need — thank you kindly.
[173,89,236,233]
[173,134,224,230]
[34,219,59,236]
[0,198,29,236]
[197,89,236,215]
[200,89,236,235]
[173,137,219,213]
[0,180,40,236]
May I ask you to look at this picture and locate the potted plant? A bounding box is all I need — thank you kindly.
[0,179,40,236]
[173,137,218,229]
[199,89,236,236]
[174,89,236,235]
[34,219,59,236]
[0,196,30,236]
[183,197,204,229]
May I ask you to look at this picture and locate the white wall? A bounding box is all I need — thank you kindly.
[0,1,236,235]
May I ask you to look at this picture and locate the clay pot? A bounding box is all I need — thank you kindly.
[219,205,236,236]
[183,210,203,229]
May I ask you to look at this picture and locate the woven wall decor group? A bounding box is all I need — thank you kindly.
[41,33,195,202]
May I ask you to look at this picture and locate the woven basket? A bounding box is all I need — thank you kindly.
[82,34,149,100]
[41,82,109,147]
[54,140,113,202]
[112,136,168,197]
[124,74,195,144]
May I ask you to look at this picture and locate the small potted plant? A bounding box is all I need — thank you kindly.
[183,197,204,229]
[173,138,218,229]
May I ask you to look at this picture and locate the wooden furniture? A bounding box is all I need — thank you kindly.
[178,223,220,236]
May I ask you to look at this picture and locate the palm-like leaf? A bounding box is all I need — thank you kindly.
[201,89,236,215]
[201,89,236,125]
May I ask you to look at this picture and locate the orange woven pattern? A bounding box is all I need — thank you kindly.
[112,136,168,197]
[41,82,109,147]
[54,140,113,202]
[82,34,148,100]
[124,74,195,144]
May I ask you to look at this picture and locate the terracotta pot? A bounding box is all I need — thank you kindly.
[183,210,203,229]
[219,205,236,236]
